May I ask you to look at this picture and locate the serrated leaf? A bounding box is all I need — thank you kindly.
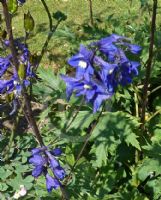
[90,111,140,166]
[62,110,97,130]
[37,67,64,92]
[95,142,107,167]
[125,133,141,150]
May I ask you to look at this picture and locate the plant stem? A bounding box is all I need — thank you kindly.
[88,0,94,26]
[148,85,161,96]
[64,105,104,185]
[134,88,139,118]
[141,0,158,126]
[146,108,161,122]
[40,0,53,31]
[1,0,44,146]
[65,98,84,132]
[23,92,44,146]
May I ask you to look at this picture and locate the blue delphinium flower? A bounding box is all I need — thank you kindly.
[29,146,65,192]
[61,75,113,112]
[0,40,35,96]
[62,34,142,112]
[0,55,12,77]
[68,45,94,81]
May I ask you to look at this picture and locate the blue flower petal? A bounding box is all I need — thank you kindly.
[46,174,60,192]
[32,165,44,178]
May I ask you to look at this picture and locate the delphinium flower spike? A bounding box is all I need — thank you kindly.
[61,34,142,112]
[29,146,65,192]
[0,39,35,114]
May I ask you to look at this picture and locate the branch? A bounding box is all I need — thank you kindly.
[40,0,53,31]
[141,0,158,126]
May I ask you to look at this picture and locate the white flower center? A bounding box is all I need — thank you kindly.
[78,60,87,69]
[109,69,114,74]
[14,80,18,85]
[84,84,91,89]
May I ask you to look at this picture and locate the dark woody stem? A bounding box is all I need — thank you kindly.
[141,0,157,126]
[41,0,53,31]
[88,0,94,26]
[1,0,44,146]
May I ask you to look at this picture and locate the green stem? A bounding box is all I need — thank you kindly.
[141,0,158,127]
[64,104,105,185]
[64,98,84,132]
[148,85,161,96]
[146,108,161,122]
[134,88,139,118]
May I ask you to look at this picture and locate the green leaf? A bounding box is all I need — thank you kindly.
[138,158,161,181]
[61,110,97,130]
[24,11,35,32]
[95,142,107,167]
[36,67,64,92]
[65,146,75,166]
[125,133,141,151]
[7,0,18,14]
[90,111,140,166]
[0,168,12,179]
[0,183,8,192]
[7,174,23,190]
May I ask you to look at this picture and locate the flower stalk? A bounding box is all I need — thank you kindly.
[141,0,158,126]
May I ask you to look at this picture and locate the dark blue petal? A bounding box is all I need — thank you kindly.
[46,174,60,192]
[0,56,11,77]
[53,166,66,180]
[50,148,62,156]
[0,79,14,94]
[32,165,44,178]
[31,148,41,155]
[124,43,142,54]
[45,151,59,168]
[93,93,112,113]
[68,53,85,68]
[29,154,46,166]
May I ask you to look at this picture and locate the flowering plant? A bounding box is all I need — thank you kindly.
[0,0,160,199]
